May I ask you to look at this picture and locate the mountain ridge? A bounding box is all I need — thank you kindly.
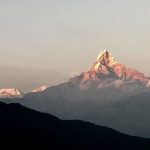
[0,50,149,95]
[1,50,150,138]
[1,101,150,150]
[71,50,150,87]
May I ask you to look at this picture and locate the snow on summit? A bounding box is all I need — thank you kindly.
[0,88,22,98]
[70,49,150,87]
[32,85,47,93]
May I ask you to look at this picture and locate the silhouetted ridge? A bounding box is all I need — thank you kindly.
[0,102,150,150]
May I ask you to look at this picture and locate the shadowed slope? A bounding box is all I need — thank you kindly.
[0,102,150,150]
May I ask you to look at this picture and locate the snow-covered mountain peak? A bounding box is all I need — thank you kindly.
[0,88,22,98]
[70,49,150,87]
[32,85,47,93]
[92,50,117,72]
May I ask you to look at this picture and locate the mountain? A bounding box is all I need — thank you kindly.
[0,85,47,98]
[0,102,150,150]
[0,88,23,98]
[71,50,150,88]
[1,50,150,138]
[32,85,47,93]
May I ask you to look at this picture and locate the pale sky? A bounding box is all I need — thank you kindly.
[0,0,150,92]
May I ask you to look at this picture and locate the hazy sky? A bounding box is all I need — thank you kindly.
[0,0,150,92]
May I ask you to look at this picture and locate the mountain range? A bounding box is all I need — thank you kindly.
[1,50,150,138]
[0,85,47,98]
[1,101,150,150]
